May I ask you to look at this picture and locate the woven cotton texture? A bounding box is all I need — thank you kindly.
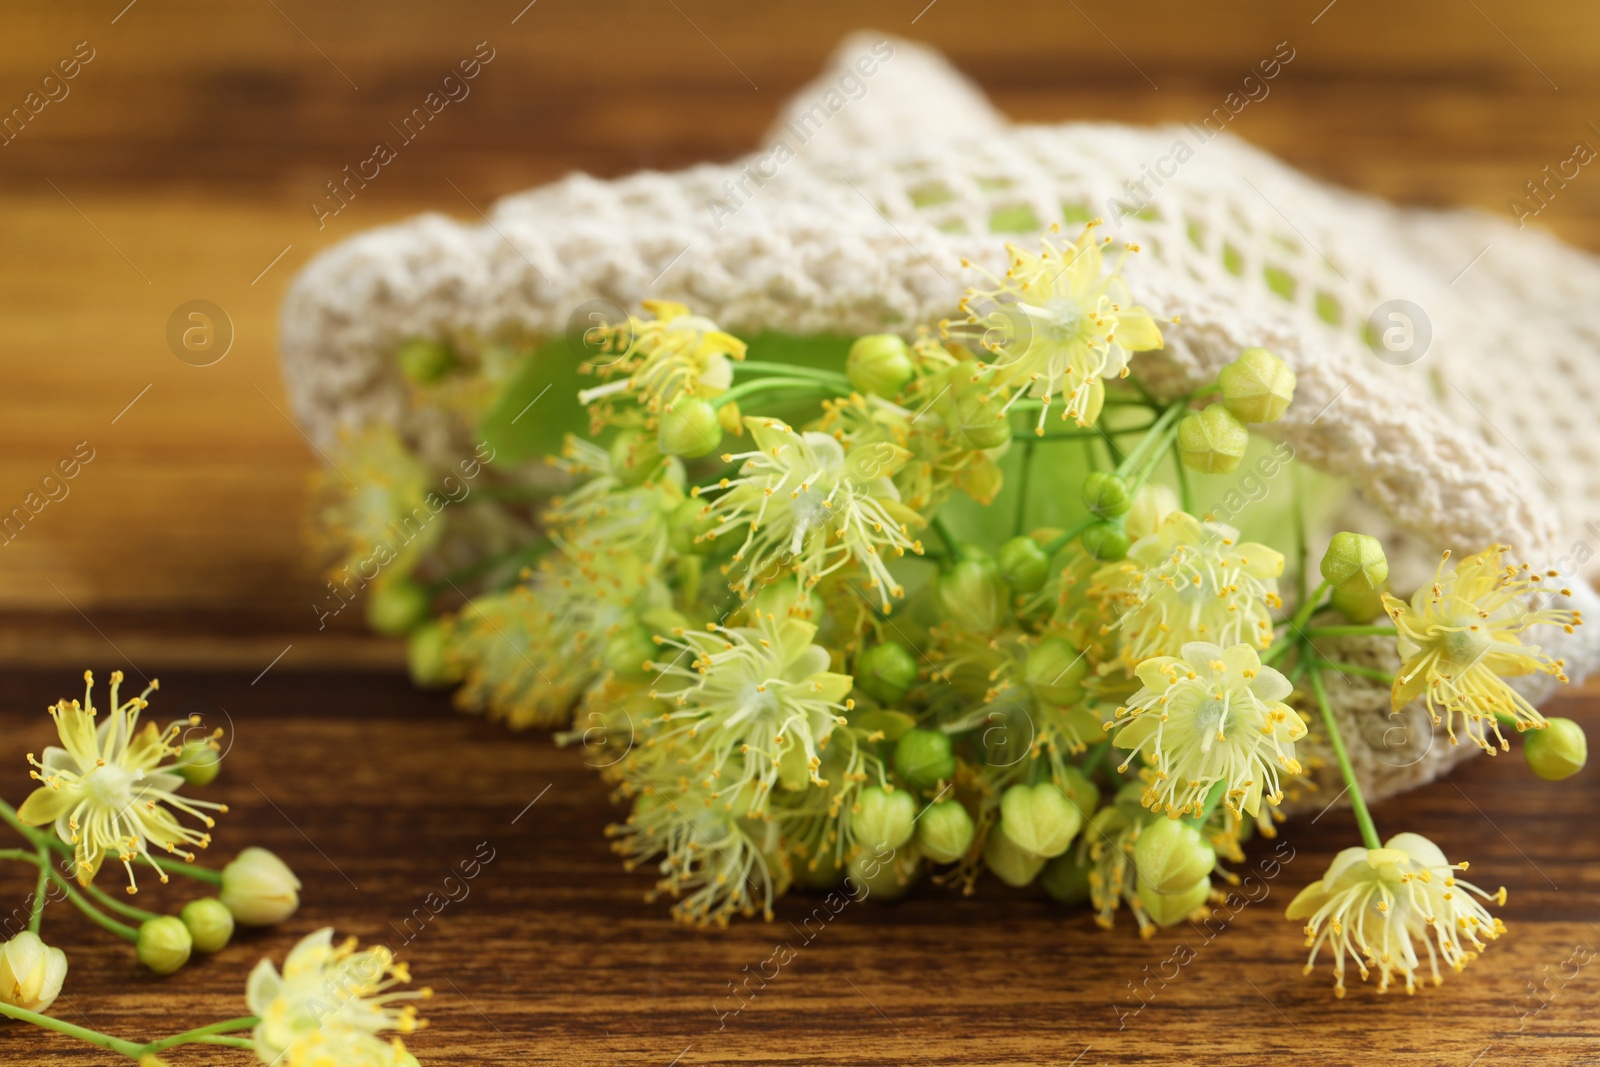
[278,32,1600,809]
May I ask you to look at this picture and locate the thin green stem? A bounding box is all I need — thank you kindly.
[32,856,140,941]
[930,515,962,562]
[1042,514,1099,557]
[154,855,223,886]
[1010,422,1154,443]
[1262,639,1294,666]
[712,376,846,410]
[1319,661,1396,686]
[192,1036,257,1049]
[0,1000,144,1057]
[1309,665,1383,851]
[1174,445,1193,514]
[1014,438,1036,535]
[1286,579,1332,635]
[733,360,852,386]
[138,1017,260,1054]
[84,881,162,924]
[1293,462,1308,609]
[28,844,48,934]
[1115,400,1188,488]
[1307,625,1398,638]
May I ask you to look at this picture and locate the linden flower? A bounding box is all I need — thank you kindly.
[960,222,1164,434]
[578,299,746,413]
[247,927,430,1067]
[1111,642,1306,818]
[697,417,925,610]
[1287,833,1506,996]
[19,671,227,891]
[648,612,855,813]
[313,424,443,584]
[1384,545,1581,751]
[1098,511,1284,667]
[544,436,682,565]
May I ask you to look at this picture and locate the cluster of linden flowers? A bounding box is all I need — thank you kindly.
[320,221,1586,998]
[0,671,431,1065]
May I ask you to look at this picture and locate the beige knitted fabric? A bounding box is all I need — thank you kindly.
[278,32,1600,808]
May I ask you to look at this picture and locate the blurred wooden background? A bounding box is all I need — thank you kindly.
[3,0,1600,668]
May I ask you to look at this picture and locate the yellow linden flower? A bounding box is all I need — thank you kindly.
[1111,641,1305,818]
[960,221,1164,434]
[1096,511,1284,667]
[1384,545,1581,752]
[578,299,746,414]
[313,424,444,586]
[19,672,227,891]
[247,927,429,1067]
[1287,833,1506,997]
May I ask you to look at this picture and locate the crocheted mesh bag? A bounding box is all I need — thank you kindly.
[279,32,1600,811]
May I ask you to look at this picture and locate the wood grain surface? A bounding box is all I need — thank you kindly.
[0,669,1596,1066]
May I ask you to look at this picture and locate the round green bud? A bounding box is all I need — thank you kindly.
[1132,817,1217,894]
[609,429,664,486]
[1082,471,1132,519]
[847,848,923,901]
[937,557,1006,632]
[1218,347,1296,424]
[1330,582,1386,624]
[1081,520,1131,562]
[1000,782,1082,859]
[1524,717,1587,781]
[847,334,914,397]
[1320,532,1389,594]
[983,823,1047,887]
[1025,636,1089,705]
[949,387,1011,450]
[1177,404,1249,474]
[1056,765,1101,822]
[366,578,431,636]
[136,916,192,976]
[603,625,657,679]
[854,786,916,851]
[406,622,458,688]
[997,535,1051,593]
[174,737,222,787]
[658,398,723,458]
[180,898,235,954]
[396,337,454,384]
[893,728,956,790]
[1137,875,1211,927]
[915,800,975,864]
[1040,851,1094,905]
[856,642,919,705]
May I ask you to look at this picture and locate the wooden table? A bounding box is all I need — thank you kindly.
[1,669,1596,1066]
[5,0,1600,1062]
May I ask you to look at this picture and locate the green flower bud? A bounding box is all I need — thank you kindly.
[366,578,431,636]
[406,622,459,688]
[893,728,956,790]
[1040,851,1094,905]
[1524,717,1587,781]
[983,823,1047,887]
[1000,782,1082,859]
[220,848,301,926]
[1081,520,1131,562]
[1320,532,1389,594]
[938,557,1006,632]
[180,898,235,954]
[948,386,1011,450]
[915,800,975,864]
[1025,636,1088,704]
[1219,347,1296,423]
[854,786,916,851]
[856,642,919,705]
[397,337,454,384]
[1330,582,1386,623]
[137,916,192,975]
[1056,765,1101,821]
[847,848,922,901]
[997,535,1050,593]
[1137,875,1211,927]
[174,736,222,788]
[604,625,657,679]
[847,334,914,397]
[658,397,723,458]
[1082,471,1132,518]
[1132,817,1217,894]
[1177,404,1249,474]
[609,429,664,486]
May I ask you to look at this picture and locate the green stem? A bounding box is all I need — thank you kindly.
[28,844,48,934]
[1010,423,1154,443]
[154,855,223,886]
[1307,625,1398,638]
[1174,445,1193,514]
[0,1000,144,1057]
[1286,579,1332,635]
[1014,438,1036,535]
[930,515,962,562]
[1042,514,1100,557]
[84,881,162,924]
[1319,661,1396,686]
[1114,400,1188,486]
[192,1036,257,1048]
[1292,462,1308,609]
[1309,664,1382,851]
[138,1017,260,1055]
[712,376,846,410]
[1262,639,1294,666]
[733,360,852,387]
